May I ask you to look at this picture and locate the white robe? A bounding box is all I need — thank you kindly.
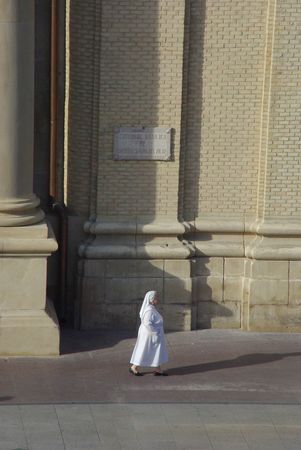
[130,306,168,367]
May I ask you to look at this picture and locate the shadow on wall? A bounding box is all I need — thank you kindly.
[190,256,235,330]
[66,0,170,326]
[67,0,163,218]
[73,254,235,349]
[179,0,206,221]
[179,2,234,330]
[77,258,192,334]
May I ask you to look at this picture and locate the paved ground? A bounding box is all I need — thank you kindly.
[0,328,301,449]
[1,403,301,450]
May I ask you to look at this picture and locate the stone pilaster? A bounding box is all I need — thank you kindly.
[78,217,193,331]
[242,0,301,331]
[75,0,190,331]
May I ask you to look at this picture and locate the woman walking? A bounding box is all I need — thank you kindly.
[129,290,168,376]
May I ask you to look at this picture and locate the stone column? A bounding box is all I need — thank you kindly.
[0,0,59,355]
[0,0,44,226]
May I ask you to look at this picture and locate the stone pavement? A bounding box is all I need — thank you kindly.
[0,329,301,449]
[1,403,301,450]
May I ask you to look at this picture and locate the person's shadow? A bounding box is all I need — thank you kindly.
[167,352,301,376]
[0,396,13,402]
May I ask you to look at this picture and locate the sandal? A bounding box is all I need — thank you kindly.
[129,367,143,376]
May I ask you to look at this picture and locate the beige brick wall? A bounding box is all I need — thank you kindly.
[263,0,301,217]
[182,0,267,219]
[67,1,301,333]
[67,0,301,221]
[95,0,185,218]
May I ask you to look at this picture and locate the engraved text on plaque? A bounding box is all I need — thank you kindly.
[114,127,171,160]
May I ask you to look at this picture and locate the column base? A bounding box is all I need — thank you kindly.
[0,196,45,227]
[0,221,60,355]
[0,300,60,356]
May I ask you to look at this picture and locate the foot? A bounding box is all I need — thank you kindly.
[154,371,168,376]
[129,367,143,376]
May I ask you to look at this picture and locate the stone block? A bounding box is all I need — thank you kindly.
[224,277,243,301]
[136,260,164,277]
[0,257,46,310]
[67,216,86,281]
[290,261,301,280]
[224,258,245,276]
[135,277,164,300]
[0,300,59,356]
[250,260,289,280]
[163,278,192,304]
[249,305,301,332]
[289,281,301,305]
[106,259,164,278]
[197,301,241,329]
[105,278,137,303]
[106,260,137,277]
[81,303,138,330]
[191,304,197,330]
[157,304,191,331]
[244,260,252,277]
[105,277,163,303]
[195,276,223,302]
[81,277,105,304]
[241,301,249,330]
[249,279,288,305]
[193,257,223,276]
[164,259,191,278]
[84,260,105,277]
[242,277,251,303]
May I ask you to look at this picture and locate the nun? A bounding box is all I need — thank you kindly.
[129,290,168,376]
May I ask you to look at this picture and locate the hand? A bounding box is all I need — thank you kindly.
[151,333,159,344]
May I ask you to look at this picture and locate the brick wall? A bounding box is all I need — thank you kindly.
[95,0,185,218]
[67,0,301,220]
[67,0,301,332]
[263,0,301,217]
[182,0,267,219]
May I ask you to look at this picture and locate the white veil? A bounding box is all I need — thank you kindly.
[139,290,157,319]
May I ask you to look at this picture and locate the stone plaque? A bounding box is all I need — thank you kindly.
[114,127,172,160]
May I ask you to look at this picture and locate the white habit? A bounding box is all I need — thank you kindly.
[130,292,168,367]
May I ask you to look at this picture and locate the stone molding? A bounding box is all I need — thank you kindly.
[0,222,58,256]
[80,217,192,259]
[0,196,45,227]
[245,236,301,261]
[249,218,301,236]
[79,215,301,261]
[84,217,186,235]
